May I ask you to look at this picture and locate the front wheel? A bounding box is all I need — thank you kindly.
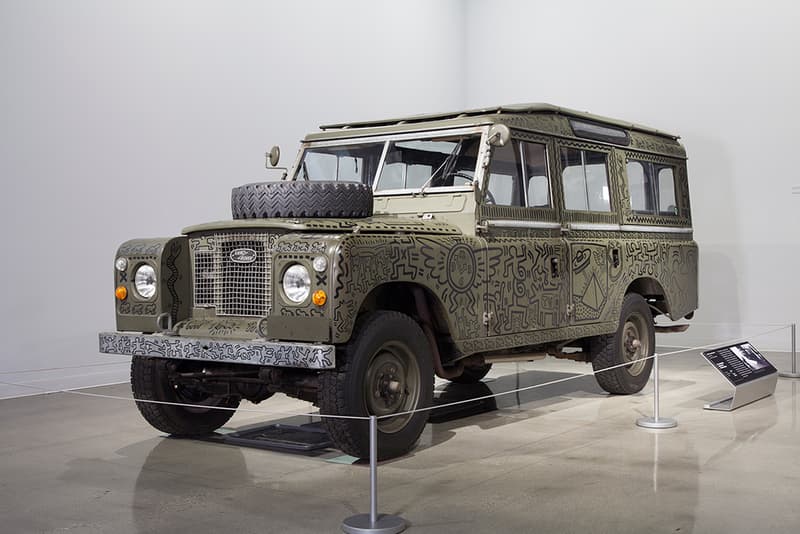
[131,357,240,435]
[590,293,654,394]
[319,311,434,460]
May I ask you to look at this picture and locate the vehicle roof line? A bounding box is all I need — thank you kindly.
[318,103,679,139]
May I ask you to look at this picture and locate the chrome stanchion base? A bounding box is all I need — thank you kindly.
[341,513,406,534]
[779,371,800,379]
[636,416,677,429]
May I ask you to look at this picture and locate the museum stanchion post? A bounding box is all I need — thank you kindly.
[341,416,407,534]
[636,352,677,429]
[779,323,800,379]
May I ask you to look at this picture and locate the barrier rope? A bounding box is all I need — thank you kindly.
[0,324,791,424]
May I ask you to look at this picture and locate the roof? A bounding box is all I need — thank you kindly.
[319,103,679,140]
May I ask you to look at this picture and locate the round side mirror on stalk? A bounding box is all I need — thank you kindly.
[487,124,511,147]
[266,145,281,167]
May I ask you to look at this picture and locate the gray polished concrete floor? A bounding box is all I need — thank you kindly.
[1,349,798,534]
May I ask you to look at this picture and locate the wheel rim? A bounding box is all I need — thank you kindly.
[363,341,421,434]
[621,313,649,376]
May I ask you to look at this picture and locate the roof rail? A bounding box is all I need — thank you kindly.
[319,103,678,139]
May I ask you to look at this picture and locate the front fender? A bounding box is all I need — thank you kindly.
[113,237,190,333]
[330,234,485,344]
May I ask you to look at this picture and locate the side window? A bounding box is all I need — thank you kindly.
[561,147,611,212]
[487,141,523,206]
[658,167,677,215]
[521,141,551,208]
[626,161,652,213]
[626,159,678,216]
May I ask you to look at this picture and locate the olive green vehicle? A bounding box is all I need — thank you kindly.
[100,104,698,459]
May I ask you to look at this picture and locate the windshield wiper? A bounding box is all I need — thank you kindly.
[417,140,464,195]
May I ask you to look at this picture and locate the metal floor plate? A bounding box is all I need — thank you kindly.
[206,422,333,452]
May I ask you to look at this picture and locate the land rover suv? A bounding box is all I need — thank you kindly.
[100,104,698,459]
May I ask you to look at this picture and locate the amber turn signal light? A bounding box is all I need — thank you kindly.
[312,290,327,306]
[115,286,128,301]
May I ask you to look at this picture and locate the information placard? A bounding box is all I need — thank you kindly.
[702,342,777,386]
[701,342,777,411]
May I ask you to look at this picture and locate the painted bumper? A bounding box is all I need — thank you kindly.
[98,332,335,369]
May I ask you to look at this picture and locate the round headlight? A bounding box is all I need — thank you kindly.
[115,257,128,272]
[312,256,328,272]
[282,264,311,303]
[134,264,157,299]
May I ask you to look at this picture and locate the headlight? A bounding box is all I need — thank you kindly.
[115,257,128,272]
[282,264,311,303]
[312,256,328,272]
[134,264,157,299]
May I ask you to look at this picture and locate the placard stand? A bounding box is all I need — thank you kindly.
[779,323,799,379]
[702,342,778,411]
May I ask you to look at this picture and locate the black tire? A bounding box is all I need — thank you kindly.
[448,362,492,384]
[319,311,434,460]
[131,356,240,435]
[590,293,655,395]
[231,180,373,219]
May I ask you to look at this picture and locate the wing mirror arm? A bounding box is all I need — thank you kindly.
[265,145,289,180]
[487,124,511,147]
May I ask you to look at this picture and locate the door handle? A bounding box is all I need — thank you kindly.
[610,248,620,268]
[550,257,560,278]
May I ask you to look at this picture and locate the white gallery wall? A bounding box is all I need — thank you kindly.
[0,0,465,397]
[463,0,800,349]
[1,1,798,397]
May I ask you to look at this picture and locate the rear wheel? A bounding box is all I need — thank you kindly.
[319,311,434,460]
[590,293,654,394]
[131,357,240,435]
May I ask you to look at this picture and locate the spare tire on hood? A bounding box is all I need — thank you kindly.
[231,180,373,219]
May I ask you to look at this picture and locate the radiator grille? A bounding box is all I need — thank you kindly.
[190,233,274,317]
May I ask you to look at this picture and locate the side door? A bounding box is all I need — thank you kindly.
[556,142,619,325]
[480,134,568,336]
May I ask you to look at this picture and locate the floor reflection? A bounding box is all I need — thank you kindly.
[702,395,778,468]
[131,437,253,533]
[430,368,601,425]
[190,369,604,458]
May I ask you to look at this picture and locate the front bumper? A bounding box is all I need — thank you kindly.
[98,332,335,369]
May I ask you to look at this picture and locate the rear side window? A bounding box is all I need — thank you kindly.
[626,160,678,216]
[560,147,611,212]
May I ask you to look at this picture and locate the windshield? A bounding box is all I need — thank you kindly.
[294,142,384,184]
[376,134,481,191]
[293,133,482,192]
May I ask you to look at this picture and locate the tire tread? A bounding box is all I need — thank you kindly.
[590,293,654,395]
[131,357,238,435]
[231,181,373,220]
[318,311,433,459]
